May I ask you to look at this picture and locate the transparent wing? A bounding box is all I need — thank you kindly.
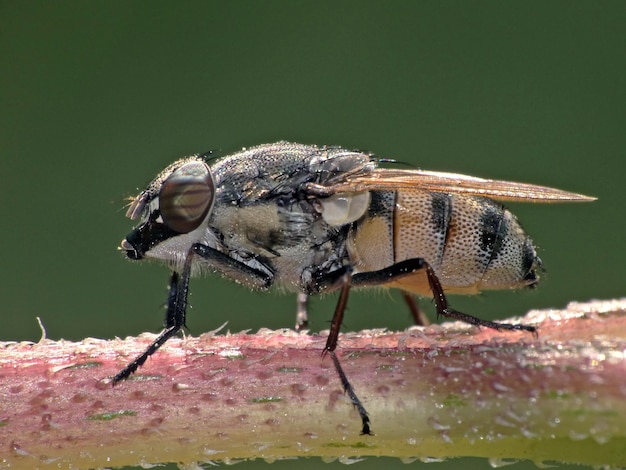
[322,168,595,203]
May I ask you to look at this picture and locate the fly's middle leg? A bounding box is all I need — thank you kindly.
[322,269,371,435]
[308,266,371,435]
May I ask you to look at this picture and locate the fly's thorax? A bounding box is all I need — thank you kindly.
[199,142,375,291]
[209,142,374,206]
[209,196,353,292]
[210,202,283,259]
[308,149,374,185]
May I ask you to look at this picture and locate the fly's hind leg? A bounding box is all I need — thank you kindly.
[351,258,536,335]
[402,291,430,326]
[422,262,537,335]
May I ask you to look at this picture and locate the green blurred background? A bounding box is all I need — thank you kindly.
[1,1,624,469]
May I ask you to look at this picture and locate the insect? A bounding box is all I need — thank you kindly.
[115,141,594,434]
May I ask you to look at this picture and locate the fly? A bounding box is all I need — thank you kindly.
[115,141,595,434]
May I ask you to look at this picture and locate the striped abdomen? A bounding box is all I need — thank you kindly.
[348,190,541,295]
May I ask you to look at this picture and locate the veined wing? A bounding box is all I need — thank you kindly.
[323,168,595,203]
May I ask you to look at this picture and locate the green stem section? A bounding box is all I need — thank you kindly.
[0,299,624,469]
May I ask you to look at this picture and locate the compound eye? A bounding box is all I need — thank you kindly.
[159,161,214,233]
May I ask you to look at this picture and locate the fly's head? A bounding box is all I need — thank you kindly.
[121,157,217,269]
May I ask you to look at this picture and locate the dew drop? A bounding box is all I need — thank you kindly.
[488,457,519,468]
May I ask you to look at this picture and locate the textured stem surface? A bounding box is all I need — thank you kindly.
[0,299,625,469]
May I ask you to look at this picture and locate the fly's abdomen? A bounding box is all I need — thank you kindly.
[471,197,540,290]
[394,191,540,293]
[349,190,540,295]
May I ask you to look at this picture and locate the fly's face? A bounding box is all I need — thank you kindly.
[121,157,217,270]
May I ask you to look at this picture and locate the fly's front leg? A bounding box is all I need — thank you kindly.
[113,243,275,384]
[113,253,193,383]
[192,244,274,290]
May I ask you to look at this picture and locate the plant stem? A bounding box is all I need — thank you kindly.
[0,299,625,469]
